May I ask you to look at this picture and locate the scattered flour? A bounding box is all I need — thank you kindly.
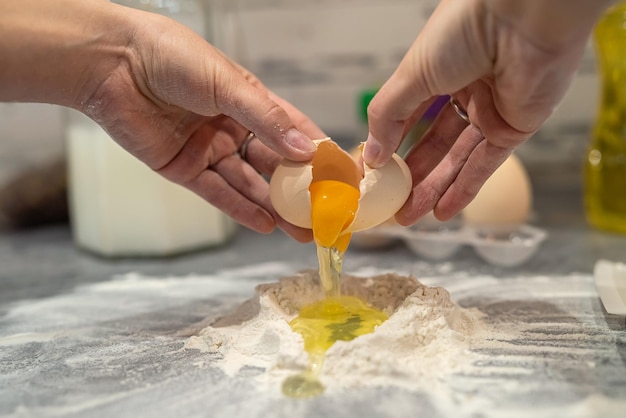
[185,270,485,393]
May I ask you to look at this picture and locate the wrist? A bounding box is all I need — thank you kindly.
[0,0,135,109]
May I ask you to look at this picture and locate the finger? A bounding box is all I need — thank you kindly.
[276,217,314,243]
[229,60,327,140]
[363,83,420,169]
[214,65,317,162]
[214,153,273,208]
[242,136,282,177]
[268,92,327,140]
[403,102,470,185]
[396,124,485,226]
[434,141,512,220]
[186,162,276,234]
[217,152,313,241]
[363,97,437,164]
[234,72,326,173]
[155,118,240,184]
[459,81,532,150]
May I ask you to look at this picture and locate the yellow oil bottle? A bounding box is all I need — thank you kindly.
[585,1,626,234]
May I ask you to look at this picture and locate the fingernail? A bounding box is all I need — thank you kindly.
[363,134,383,168]
[285,129,316,155]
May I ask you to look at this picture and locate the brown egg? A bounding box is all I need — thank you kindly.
[463,154,532,229]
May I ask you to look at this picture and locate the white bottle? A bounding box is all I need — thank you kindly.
[65,0,237,257]
[66,111,236,257]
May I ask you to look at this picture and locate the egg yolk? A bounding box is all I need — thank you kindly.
[308,180,360,252]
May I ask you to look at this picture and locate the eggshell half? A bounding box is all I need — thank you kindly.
[269,138,412,233]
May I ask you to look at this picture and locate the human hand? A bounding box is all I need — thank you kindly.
[1,0,322,241]
[363,0,612,226]
[78,3,323,241]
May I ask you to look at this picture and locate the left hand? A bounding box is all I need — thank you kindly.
[363,0,609,226]
[76,3,325,241]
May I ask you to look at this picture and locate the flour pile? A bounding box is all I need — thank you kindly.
[185,270,484,393]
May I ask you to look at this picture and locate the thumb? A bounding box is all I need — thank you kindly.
[216,70,317,161]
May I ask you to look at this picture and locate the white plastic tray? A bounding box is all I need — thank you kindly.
[355,218,548,267]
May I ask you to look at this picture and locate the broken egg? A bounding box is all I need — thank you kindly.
[271,138,411,396]
[269,138,412,240]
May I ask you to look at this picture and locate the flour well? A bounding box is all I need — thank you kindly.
[185,270,484,393]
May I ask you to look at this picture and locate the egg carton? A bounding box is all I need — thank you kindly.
[353,216,548,267]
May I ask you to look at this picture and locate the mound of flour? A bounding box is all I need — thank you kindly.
[185,270,484,393]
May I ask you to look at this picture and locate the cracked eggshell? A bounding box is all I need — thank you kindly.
[269,138,412,233]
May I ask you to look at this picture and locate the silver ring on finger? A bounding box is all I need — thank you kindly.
[239,131,255,162]
[449,97,470,124]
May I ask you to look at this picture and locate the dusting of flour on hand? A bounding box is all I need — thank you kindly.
[185,270,484,393]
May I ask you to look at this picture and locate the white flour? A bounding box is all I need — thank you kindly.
[185,270,485,393]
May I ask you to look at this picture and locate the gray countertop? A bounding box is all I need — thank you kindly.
[1,185,626,417]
